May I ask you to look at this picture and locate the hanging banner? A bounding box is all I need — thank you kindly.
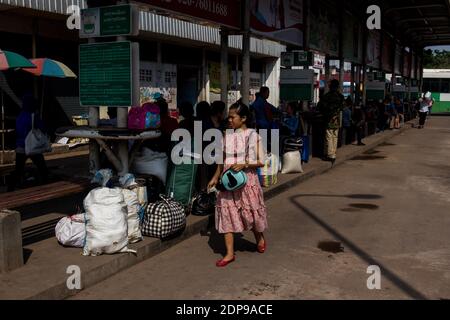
[394,43,402,75]
[136,0,241,29]
[309,0,339,57]
[381,32,394,72]
[250,0,304,46]
[366,30,381,69]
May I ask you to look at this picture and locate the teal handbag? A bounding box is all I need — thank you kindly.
[220,169,248,191]
[218,131,254,192]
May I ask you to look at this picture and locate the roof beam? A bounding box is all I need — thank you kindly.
[385,4,445,15]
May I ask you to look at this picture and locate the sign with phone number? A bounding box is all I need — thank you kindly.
[136,0,241,29]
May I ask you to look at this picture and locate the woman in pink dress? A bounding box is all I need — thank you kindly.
[208,102,268,267]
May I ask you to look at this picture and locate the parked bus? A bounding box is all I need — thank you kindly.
[422,69,450,113]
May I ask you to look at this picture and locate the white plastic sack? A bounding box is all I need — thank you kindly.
[122,189,143,244]
[131,148,168,185]
[55,214,86,248]
[281,151,303,174]
[91,169,113,187]
[83,187,135,256]
[25,128,51,156]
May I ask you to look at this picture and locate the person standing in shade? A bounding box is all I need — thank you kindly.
[352,102,366,146]
[317,79,344,165]
[8,93,48,191]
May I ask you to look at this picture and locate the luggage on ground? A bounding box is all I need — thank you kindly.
[281,150,304,174]
[122,189,143,244]
[166,155,198,207]
[141,194,186,238]
[83,187,135,256]
[55,213,86,248]
[257,153,279,187]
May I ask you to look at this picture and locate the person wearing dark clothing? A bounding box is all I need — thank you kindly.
[352,103,366,146]
[178,101,195,135]
[251,87,278,130]
[155,99,179,153]
[196,101,214,132]
[210,100,227,131]
[8,94,48,191]
[317,79,344,164]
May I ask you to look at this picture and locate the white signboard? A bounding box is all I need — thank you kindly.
[139,61,177,109]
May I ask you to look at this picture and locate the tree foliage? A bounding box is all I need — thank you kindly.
[423,49,450,69]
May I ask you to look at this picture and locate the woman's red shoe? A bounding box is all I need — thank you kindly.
[257,241,266,253]
[216,256,235,267]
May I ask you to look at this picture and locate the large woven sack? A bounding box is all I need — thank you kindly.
[122,189,143,244]
[83,187,135,256]
[141,195,186,238]
[281,151,303,174]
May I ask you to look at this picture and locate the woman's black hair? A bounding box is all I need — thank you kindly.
[210,100,226,116]
[229,101,254,128]
[195,101,210,120]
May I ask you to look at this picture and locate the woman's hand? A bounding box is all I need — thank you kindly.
[207,177,219,191]
[231,164,246,172]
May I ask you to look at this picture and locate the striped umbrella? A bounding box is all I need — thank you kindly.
[0,49,36,71]
[22,58,77,78]
[21,58,77,116]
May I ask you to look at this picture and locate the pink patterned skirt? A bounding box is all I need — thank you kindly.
[215,169,268,234]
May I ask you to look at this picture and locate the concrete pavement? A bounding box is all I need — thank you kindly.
[71,117,450,300]
[0,118,410,300]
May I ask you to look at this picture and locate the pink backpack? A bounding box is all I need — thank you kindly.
[128,107,146,130]
[128,104,161,130]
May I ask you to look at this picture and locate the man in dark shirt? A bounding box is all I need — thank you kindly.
[317,79,344,165]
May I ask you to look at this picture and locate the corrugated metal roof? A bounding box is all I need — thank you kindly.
[0,0,285,57]
[0,0,87,13]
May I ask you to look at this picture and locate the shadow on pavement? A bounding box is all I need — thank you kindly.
[289,193,427,299]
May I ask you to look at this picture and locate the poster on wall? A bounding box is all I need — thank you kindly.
[309,0,339,56]
[209,71,261,105]
[394,43,402,75]
[139,61,177,109]
[366,30,381,69]
[250,0,304,46]
[208,61,232,94]
[342,11,362,64]
[381,32,394,72]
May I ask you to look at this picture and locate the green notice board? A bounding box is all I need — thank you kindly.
[280,84,313,101]
[366,90,385,101]
[79,41,132,106]
[101,5,131,36]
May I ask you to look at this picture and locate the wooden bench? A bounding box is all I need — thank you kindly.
[0,178,92,210]
[0,178,92,272]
